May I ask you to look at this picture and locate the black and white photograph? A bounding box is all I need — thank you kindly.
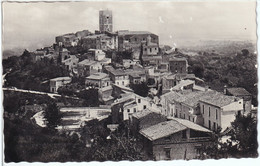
[1,0,258,163]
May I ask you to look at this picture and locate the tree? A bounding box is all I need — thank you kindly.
[199,114,258,159]
[191,63,204,78]
[77,88,100,106]
[229,114,258,157]
[130,82,149,97]
[44,102,62,129]
[241,49,249,56]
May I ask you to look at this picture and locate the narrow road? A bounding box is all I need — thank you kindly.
[2,87,79,100]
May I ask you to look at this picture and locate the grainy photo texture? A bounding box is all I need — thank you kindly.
[2,0,258,162]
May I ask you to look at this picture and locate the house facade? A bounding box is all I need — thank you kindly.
[109,69,129,87]
[199,92,243,131]
[85,73,111,88]
[77,59,102,77]
[169,57,188,74]
[225,87,252,114]
[139,119,212,160]
[49,77,72,93]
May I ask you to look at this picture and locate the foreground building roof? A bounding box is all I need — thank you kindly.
[140,118,211,141]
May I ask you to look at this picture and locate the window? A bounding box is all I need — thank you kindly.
[213,122,216,131]
[193,118,195,122]
[117,82,119,85]
[138,99,141,103]
[127,109,130,113]
[216,109,218,120]
[189,116,190,121]
[143,105,147,109]
[122,81,124,85]
[183,114,185,119]
[182,130,187,139]
[134,108,137,113]
[209,107,211,117]
[150,48,152,52]
[164,148,171,159]
[135,38,137,41]
[202,105,204,114]
[208,120,211,129]
[179,113,181,118]
[155,47,157,50]
[237,110,241,116]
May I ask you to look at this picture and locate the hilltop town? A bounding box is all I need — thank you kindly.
[3,9,258,162]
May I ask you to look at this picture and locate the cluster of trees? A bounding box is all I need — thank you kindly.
[4,90,146,162]
[188,49,257,105]
[130,82,149,97]
[199,114,258,159]
[3,50,69,92]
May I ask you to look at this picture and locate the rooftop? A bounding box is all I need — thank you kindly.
[78,59,96,66]
[139,120,186,141]
[226,87,251,96]
[118,30,153,36]
[110,69,126,76]
[86,73,108,80]
[50,76,71,81]
[83,34,106,39]
[199,91,240,107]
[140,118,211,141]
[131,108,163,119]
[162,90,220,107]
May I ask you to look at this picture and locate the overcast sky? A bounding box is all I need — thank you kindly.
[2,1,257,51]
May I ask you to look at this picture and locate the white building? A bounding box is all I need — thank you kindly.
[49,77,72,93]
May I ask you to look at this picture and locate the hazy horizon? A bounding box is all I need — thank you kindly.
[2,1,257,51]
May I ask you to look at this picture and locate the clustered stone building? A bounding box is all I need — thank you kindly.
[30,9,254,161]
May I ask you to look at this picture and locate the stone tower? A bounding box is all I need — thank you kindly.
[99,9,113,33]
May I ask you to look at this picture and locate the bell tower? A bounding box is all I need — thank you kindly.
[99,9,113,33]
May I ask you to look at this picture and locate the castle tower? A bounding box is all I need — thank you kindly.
[99,9,113,33]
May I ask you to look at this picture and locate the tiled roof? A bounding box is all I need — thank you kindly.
[83,34,106,39]
[110,69,126,76]
[162,90,217,107]
[168,118,211,133]
[139,120,187,141]
[226,87,251,96]
[131,109,153,119]
[78,59,96,66]
[118,31,153,36]
[86,73,108,80]
[140,118,211,141]
[50,76,71,81]
[199,91,240,107]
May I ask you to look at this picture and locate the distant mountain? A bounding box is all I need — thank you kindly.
[2,48,25,59]
[179,40,257,56]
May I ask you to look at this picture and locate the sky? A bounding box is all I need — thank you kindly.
[2,0,257,51]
